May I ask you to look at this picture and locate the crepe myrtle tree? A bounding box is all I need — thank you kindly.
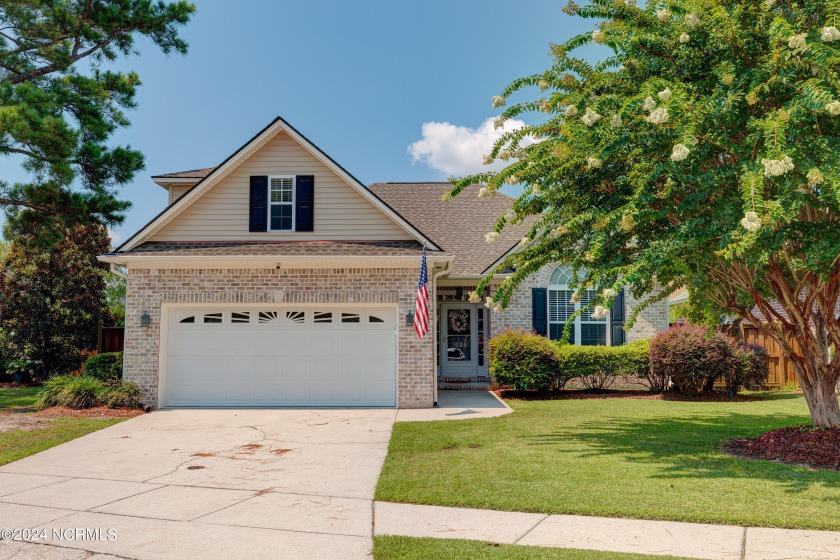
[450,0,840,426]
[0,0,194,243]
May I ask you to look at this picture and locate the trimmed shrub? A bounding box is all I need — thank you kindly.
[101,380,142,409]
[556,340,651,391]
[557,345,619,390]
[649,324,733,395]
[37,375,105,409]
[84,352,123,381]
[489,329,567,390]
[728,342,769,394]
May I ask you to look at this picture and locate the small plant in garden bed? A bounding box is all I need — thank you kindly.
[723,426,840,470]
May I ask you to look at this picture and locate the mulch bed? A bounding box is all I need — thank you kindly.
[35,406,145,419]
[723,427,840,470]
[497,389,764,402]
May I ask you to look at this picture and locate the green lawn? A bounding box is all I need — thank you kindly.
[373,537,693,560]
[0,385,41,409]
[375,391,840,530]
[0,386,126,466]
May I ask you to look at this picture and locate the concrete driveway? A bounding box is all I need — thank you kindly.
[0,408,396,560]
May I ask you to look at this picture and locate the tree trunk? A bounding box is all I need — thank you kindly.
[797,362,840,428]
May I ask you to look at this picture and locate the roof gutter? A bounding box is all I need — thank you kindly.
[98,253,454,266]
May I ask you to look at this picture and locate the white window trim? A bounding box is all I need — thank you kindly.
[268,175,296,231]
[547,270,610,346]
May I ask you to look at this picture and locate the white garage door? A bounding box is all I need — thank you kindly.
[163,306,397,407]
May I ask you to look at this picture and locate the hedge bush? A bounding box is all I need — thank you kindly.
[649,324,734,395]
[556,340,652,390]
[37,375,142,409]
[84,352,123,380]
[728,342,769,394]
[489,329,568,390]
[101,380,143,409]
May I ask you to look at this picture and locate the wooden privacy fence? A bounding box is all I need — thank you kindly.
[97,321,125,354]
[730,322,799,388]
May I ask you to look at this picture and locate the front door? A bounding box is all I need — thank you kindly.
[440,304,476,377]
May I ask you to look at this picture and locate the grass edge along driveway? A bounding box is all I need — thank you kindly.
[375,391,840,531]
[373,536,694,560]
[0,386,126,466]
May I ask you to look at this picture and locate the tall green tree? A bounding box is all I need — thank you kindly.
[1,224,111,377]
[0,0,194,241]
[455,0,840,426]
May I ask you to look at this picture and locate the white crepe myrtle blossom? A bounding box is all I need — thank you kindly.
[538,79,550,90]
[740,211,761,232]
[646,107,669,124]
[592,305,610,319]
[602,288,618,298]
[565,105,579,117]
[582,107,602,126]
[592,30,606,43]
[570,292,581,303]
[642,96,657,111]
[478,186,494,198]
[485,232,499,243]
[760,155,795,177]
[807,168,824,187]
[587,156,602,169]
[505,176,519,185]
[498,149,512,161]
[493,117,505,129]
[553,224,568,235]
[822,26,840,41]
[485,297,503,313]
[514,148,527,159]
[540,99,553,113]
[657,8,670,21]
[491,96,506,109]
[788,33,807,50]
[482,154,494,166]
[670,143,690,162]
[468,291,482,303]
[658,87,672,101]
[504,209,517,221]
[610,113,622,127]
[679,32,690,43]
[685,12,700,27]
[531,184,541,194]
[520,236,531,246]
[826,101,840,115]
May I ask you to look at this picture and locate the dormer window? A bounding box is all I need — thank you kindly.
[269,176,295,231]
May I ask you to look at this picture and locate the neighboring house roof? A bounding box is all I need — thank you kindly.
[669,287,688,305]
[152,167,216,179]
[116,240,429,258]
[368,182,536,276]
[115,116,442,254]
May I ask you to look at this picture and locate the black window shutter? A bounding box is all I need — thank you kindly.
[610,288,626,346]
[295,175,314,232]
[532,288,548,336]
[249,176,268,232]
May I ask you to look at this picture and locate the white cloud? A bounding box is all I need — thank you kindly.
[107,229,122,246]
[407,117,531,176]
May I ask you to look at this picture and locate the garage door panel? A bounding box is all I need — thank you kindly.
[164,306,397,407]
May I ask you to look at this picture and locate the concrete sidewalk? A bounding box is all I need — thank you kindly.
[374,501,840,560]
[395,390,511,422]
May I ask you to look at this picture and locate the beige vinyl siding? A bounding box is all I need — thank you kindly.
[150,131,413,242]
[168,184,193,205]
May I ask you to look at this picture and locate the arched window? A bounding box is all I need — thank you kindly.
[547,266,608,346]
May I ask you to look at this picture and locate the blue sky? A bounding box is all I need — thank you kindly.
[3,0,598,244]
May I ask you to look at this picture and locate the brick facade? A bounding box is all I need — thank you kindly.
[124,266,434,409]
[489,264,668,341]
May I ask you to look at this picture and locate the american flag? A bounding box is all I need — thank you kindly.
[414,247,429,339]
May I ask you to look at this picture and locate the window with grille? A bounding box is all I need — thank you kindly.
[269,176,295,231]
[547,266,608,346]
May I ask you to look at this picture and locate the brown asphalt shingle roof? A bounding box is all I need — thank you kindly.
[368,182,535,275]
[119,241,429,258]
[152,167,217,179]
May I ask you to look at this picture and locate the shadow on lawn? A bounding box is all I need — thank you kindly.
[524,408,840,492]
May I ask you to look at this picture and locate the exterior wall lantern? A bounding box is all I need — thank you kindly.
[405,310,414,327]
[140,312,151,328]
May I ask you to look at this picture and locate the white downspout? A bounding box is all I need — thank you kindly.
[431,259,453,407]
